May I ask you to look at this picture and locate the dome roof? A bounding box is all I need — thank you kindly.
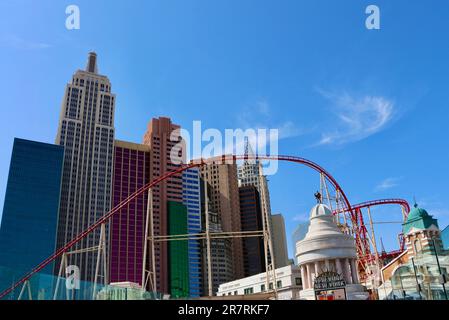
[406,204,430,222]
[296,202,357,264]
[310,203,332,219]
[403,204,439,234]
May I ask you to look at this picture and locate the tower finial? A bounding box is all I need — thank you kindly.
[413,196,418,208]
[86,52,98,73]
[380,237,386,255]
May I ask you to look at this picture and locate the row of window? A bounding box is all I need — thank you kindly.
[221,278,303,296]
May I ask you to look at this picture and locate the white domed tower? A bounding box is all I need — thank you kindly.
[295,201,368,300]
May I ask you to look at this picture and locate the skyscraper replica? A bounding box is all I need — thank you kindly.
[55,52,115,283]
[200,161,244,283]
[143,117,184,294]
[109,140,151,285]
[237,140,288,267]
[0,138,64,299]
[167,201,189,298]
[296,200,368,300]
[182,168,203,297]
[271,214,290,268]
[239,186,265,276]
[200,179,233,295]
[291,221,310,257]
[237,140,272,225]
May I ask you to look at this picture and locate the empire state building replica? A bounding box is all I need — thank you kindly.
[55,52,115,284]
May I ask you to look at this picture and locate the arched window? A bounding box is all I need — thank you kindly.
[414,239,422,254]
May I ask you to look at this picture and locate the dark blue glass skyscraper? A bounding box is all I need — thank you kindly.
[182,167,202,297]
[0,138,64,298]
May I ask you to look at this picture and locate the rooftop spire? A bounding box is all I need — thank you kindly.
[86,52,98,73]
[243,137,257,164]
[380,237,386,255]
[413,196,418,208]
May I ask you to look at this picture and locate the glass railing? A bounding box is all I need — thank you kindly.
[0,265,165,300]
[388,252,449,300]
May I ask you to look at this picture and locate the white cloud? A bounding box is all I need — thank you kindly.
[375,177,401,192]
[316,90,395,146]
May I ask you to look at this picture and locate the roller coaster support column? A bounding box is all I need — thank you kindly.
[18,280,32,300]
[260,179,277,298]
[320,172,333,212]
[92,222,107,300]
[367,207,380,261]
[53,253,67,300]
[142,189,157,296]
[367,206,382,289]
[204,179,213,297]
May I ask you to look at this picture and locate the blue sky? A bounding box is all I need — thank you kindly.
[0,0,448,259]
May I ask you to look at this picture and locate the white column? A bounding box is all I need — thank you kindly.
[325,259,330,271]
[351,259,359,284]
[344,258,352,284]
[300,266,306,289]
[329,260,336,272]
[315,261,320,277]
[306,264,312,289]
[336,258,342,276]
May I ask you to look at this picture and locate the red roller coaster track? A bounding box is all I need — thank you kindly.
[335,198,410,215]
[335,198,410,264]
[0,154,405,299]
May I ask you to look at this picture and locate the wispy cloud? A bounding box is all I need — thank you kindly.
[316,90,396,146]
[0,34,52,50]
[375,177,401,192]
[237,98,303,140]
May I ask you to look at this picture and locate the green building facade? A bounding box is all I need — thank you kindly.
[168,201,189,298]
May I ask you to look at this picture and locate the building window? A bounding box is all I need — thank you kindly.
[295,277,302,286]
[261,284,265,292]
[414,239,422,254]
[244,288,254,295]
[276,280,282,288]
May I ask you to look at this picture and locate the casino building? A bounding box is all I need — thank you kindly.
[378,204,449,300]
[295,201,369,300]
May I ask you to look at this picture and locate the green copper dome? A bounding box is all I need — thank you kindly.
[406,205,430,222]
[402,204,439,234]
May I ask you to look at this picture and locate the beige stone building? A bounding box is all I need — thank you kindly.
[200,161,244,281]
[55,52,115,284]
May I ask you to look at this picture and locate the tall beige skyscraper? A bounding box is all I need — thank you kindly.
[143,117,184,294]
[55,52,115,282]
[200,161,244,281]
[271,214,290,268]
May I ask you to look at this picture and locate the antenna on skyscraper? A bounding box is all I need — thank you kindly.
[244,137,257,164]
